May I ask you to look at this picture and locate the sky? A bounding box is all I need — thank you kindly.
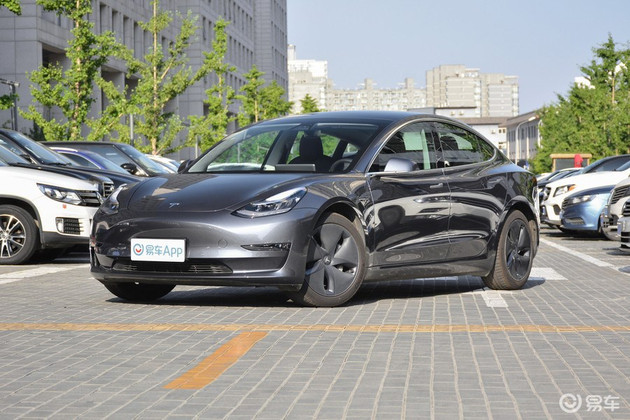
[287,0,630,113]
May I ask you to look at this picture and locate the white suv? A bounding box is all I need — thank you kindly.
[0,164,102,264]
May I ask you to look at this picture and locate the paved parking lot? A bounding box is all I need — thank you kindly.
[1,227,629,419]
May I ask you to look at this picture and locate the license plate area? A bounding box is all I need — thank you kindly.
[131,238,186,262]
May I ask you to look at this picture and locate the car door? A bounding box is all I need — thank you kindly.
[367,121,451,267]
[432,121,506,260]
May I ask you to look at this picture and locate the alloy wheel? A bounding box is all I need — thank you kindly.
[305,223,360,296]
[505,219,531,280]
[0,214,26,259]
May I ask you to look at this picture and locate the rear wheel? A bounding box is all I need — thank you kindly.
[103,282,175,301]
[289,213,366,307]
[0,205,39,265]
[483,210,533,290]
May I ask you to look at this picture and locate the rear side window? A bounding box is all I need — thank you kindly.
[433,122,495,167]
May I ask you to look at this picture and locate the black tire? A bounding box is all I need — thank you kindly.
[0,205,39,265]
[103,282,175,301]
[288,213,366,307]
[483,210,534,290]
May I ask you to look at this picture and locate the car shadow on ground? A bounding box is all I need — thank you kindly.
[106,275,545,308]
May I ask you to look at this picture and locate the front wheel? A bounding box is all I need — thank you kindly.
[103,282,175,301]
[288,213,366,307]
[0,205,39,265]
[483,210,534,290]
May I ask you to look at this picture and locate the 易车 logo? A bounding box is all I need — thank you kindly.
[133,243,144,256]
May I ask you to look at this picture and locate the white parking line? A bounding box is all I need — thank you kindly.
[529,267,567,281]
[480,290,509,307]
[0,265,85,285]
[540,238,614,268]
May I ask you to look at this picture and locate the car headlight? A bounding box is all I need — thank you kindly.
[38,184,84,206]
[565,194,596,206]
[554,184,575,197]
[235,187,307,218]
[100,184,126,215]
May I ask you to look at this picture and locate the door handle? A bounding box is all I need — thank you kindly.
[429,183,444,189]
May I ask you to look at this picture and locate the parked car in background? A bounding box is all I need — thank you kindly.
[580,154,630,174]
[0,161,102,264]
[541,160,630,227]
[145,154,179,172]
[600,176,630,241]
[0,143,115,200]
[537,167,582,183]
[90,111,539,307]
[559,185,614,235]
[537,167,582,208]
[617,215,630,251]
[46,141,172,177]
[50,146,131,174]
[0,130,140,190]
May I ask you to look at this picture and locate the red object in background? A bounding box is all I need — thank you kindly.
[574,154,583,167]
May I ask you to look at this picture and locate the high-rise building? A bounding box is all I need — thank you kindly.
[0,0,287,158]
[287,44,328,113]
[326,78,426,112]
[426,65,518,117]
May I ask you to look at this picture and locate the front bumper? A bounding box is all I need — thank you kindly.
[37,200,98,246]
[90,208,317,289]
[541,201,562,225]
[560,199,605,231]
[600,207,620,240]
[617,216,630,251]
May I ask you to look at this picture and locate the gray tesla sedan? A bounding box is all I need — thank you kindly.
[91,111,538,307]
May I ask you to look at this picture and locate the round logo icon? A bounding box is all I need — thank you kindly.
[559,393,582,414]
[133,244,144,256]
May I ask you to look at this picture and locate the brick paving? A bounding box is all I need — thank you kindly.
[0,227,629,419]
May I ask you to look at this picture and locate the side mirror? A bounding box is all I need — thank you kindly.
[178,159,193,173]
[384,157,419,173]
[120,162,139,174]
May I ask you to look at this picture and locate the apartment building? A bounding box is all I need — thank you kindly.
[426,64,518,117]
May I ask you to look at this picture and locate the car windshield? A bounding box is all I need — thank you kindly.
[0,144,30,164]
[117,144,171,174]
[1,131,73,165]
[188,122,382,173]
[614,160,630,171]
[583,155,630,173]
[56,149,130,173]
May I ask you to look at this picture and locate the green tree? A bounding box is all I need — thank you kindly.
[21,0,121,141]
[188,19,235,151]
[300,94,320,114]
[237,65,292,126]
[0,94,16,111]
[93,0,209,155]
[532,35,630,173]
[0,0,21,14]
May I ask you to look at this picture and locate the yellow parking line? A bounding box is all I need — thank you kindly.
[1,323,630,333]
[3,322,628,390]
[164,331,267,390]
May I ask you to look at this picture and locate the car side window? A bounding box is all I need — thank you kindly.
[433,122,495,167]
[370,122,439,172]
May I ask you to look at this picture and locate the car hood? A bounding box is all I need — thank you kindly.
[126,173,318,212]
[0,166,99,191]
[548,170,630,192]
